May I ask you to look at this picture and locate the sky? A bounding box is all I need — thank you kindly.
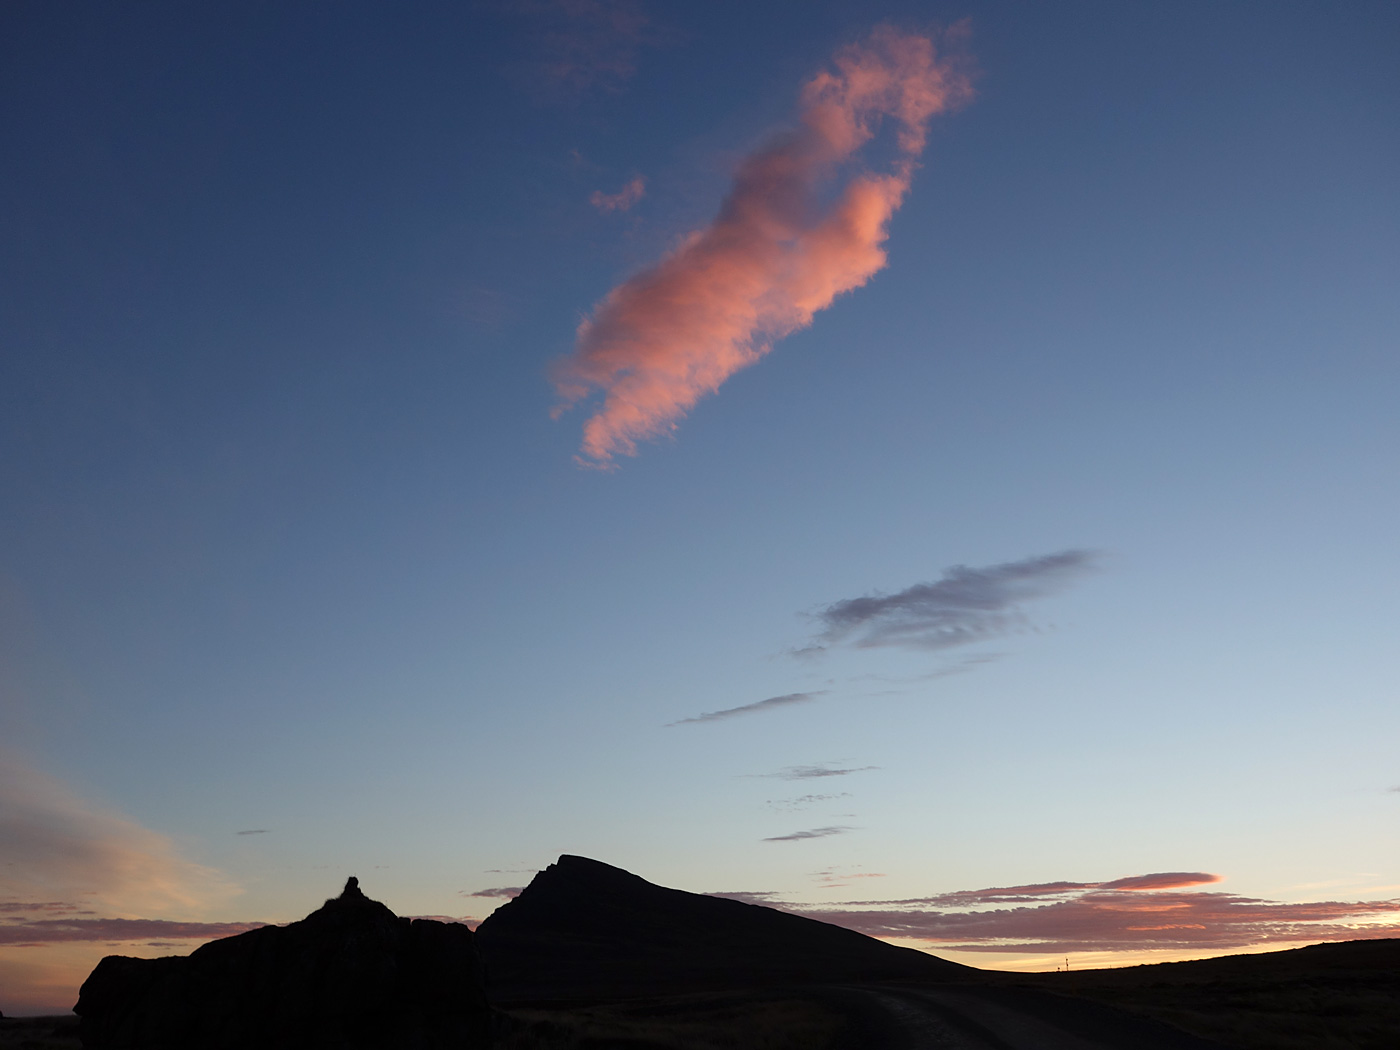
[2,0,1399,1015]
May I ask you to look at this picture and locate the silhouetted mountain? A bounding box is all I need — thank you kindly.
[474,854,968,1000]
[75,878,490,1050]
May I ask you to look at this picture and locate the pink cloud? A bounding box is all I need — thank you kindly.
[1100,872,1222,892]
[512,0,661,98]
[773,873,1400,953]
[0,917,266,946]
[591,175,646,213]
[552,24,974,466]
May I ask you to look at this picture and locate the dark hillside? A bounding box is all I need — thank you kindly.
[1018,939,1400,1050]
[475,855,968,1000]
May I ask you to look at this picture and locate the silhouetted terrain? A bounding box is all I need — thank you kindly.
[74,878,489,1049]
[56,859,1399,1048]
[0,1015,80,1050]
[478,857,1224,1048]
[474,854,966,999]
[1018,939,1400,1050]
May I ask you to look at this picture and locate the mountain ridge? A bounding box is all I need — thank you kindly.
[475,854,967,1000]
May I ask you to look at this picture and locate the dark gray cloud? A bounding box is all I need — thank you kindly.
[751,764,879,781]
[812,550,1098,651]
[468,886,523,899]
[0,901,83,915]
[668,691,826,726]
[763,826,853,842]
[236,829,270,836]
[704,890,784,905]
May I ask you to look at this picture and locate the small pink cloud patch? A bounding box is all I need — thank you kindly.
[590,176,647,213]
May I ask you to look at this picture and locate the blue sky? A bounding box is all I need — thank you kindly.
[3,0,1398,1013]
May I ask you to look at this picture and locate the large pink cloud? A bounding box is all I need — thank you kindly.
[552,25,974,466]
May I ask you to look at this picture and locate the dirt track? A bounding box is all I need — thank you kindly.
[826,984,1228,1050]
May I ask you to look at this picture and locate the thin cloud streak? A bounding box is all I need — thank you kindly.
[667,690,825,726]
[749,764,880,781]
[0,918,267,946]
[591,175,646,212]
[553,24,974,465]
[468,887,524,899]
[813,869,887,887]
[766,792,851,811]
[814,550,1097,651]
[763,825,853,842]
[705,890,783,906]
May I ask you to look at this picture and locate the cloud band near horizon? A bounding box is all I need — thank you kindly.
[552,24,973,466]
[756,872,1400,953]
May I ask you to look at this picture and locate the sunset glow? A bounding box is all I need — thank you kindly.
[3,0,1397,1019]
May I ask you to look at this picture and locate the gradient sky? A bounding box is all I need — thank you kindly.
[3,0,1399,1015]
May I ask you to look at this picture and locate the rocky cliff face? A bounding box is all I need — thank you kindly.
[74,878,490,1050]
[475,854,966,999]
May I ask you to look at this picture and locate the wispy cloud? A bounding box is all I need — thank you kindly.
[813,869,887,887]
[0,902,90,915]
[1100,872,1221,892]
[750,763,879,781]
[813,550,1097,651]
[0,756,239,920]
[756,871,1400,953]
[553,24,974,466]
[0,758,252,1013]
[591,175,647,213]
[456,285,517,329]
[763,825,854,842]
[235,828,270,836]
[766,792,852,811]
[511,0,661,98]
[667,690,825,726]
[467,886,524,899]
[0,918,265,946]
[704,890,784,906]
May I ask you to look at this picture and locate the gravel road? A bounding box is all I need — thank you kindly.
[826,983,1227,1050]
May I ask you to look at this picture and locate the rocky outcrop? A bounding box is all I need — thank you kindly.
[74,877,490,1049]
[475,854,967,999]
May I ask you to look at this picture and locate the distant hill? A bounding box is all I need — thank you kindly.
[474,854,968,1000]
[1023,938,1400,1050]
[1049,937,1400,986]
